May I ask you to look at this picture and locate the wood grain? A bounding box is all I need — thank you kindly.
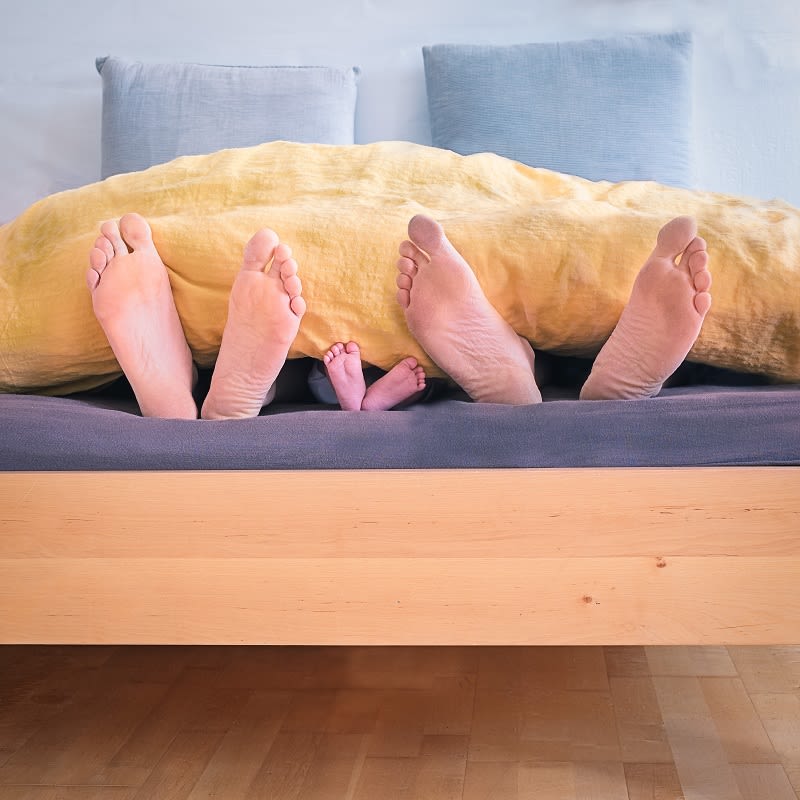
[1,644,797,799]
[1,468,798,644]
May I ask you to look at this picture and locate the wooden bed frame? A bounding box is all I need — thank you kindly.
[1,466,798,645]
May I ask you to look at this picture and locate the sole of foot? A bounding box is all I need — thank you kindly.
[580,215,712,401]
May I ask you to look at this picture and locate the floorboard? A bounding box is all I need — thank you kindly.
[0,645,797,799]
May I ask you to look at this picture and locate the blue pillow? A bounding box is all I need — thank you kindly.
[423,33,693,187]
[97,56,360,178]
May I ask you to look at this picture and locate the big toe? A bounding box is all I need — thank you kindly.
[242,228,280,271]
[408,214,448,256]
[119,213,154,250]
[654,215,698,259]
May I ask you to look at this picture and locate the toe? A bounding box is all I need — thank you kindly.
[85,266,100,291]
[275,243,292,262]
[94,236,114,260]
[694,269,712,293]
[691,255,712,294]
[345,341,360,355]
[89,246,109,275]
[278,254,298,280]
[654,216,698,260]
[397,256,418,277]
[687,246,710,277]
[86,243,111,290]
[396,288,411,309]
[398,241,426,264]
[276,254,300,291]
[685,235,707,256]
[396,273,412,291]
[324,343,342,363]
[283,273,302,298]
[100,219,128,257]
[408,214,447,256]
[275,251,301,296]
[242,228,280,271]
[680,238,712,293]
[694,291,712,317]
[289,294,306,317]
[119,213,154,250]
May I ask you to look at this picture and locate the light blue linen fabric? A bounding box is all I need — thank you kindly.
[96,57,360,178]
[423,33,693,187]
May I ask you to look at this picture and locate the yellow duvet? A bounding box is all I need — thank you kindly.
[1,140,798,394]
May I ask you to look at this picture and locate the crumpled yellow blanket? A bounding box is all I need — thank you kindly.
[1,140,799,394]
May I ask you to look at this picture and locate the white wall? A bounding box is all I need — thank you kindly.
[1,0,799,223]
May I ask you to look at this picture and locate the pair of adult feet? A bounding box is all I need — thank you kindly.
[396,213,711,403]
[87,212,711,418]
[88,214,304,419]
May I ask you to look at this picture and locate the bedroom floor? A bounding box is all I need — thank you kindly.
[0,645,798,800]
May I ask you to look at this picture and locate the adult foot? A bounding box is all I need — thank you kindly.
[580,216,712,400]
[323,341,367,411]
[396,215,541,404]
[87,213,197,419]
[201,229,306,419]
[362,357,427,411]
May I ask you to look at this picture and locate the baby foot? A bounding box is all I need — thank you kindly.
[362,357,427,411]
[323,341,367,411]
[86,213,197,418]
[201,230,306,419]
[580,216,712,400]
[396,215,541,405]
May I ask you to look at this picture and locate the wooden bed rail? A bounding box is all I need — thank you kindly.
[1,467,798,645]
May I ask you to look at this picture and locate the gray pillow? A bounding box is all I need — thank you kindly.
[96,56,360,178]
[423,33,693,187]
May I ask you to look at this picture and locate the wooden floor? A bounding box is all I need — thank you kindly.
[0,646,798,799]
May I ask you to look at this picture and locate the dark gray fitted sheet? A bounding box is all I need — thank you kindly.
[1,383,798,470]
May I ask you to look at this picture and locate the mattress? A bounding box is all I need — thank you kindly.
[1,361,798,470]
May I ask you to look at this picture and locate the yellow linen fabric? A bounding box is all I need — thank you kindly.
[1,140,798,394]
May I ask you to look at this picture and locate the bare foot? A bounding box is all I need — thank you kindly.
[580,216,712,400]
[323,341,367,411]
[396,215,541,405]
[201,229,306,419]
[362,357,427,411]
[87,213,197,419]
